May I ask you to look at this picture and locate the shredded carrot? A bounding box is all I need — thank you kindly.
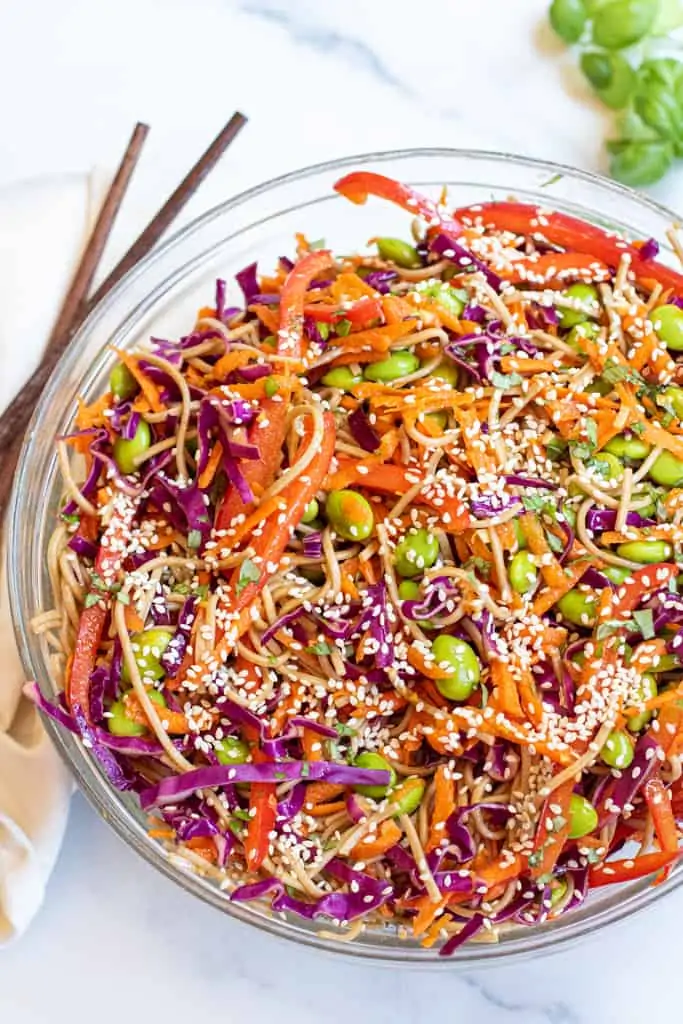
[197,441,224,489]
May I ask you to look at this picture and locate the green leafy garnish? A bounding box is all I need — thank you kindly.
[491,370,523,390]
[547,436,568,462]
[306,640,334,657]
[187,529,203,549]
[84,592,102,609]
[236,558,261,595]
[633,607,655,640]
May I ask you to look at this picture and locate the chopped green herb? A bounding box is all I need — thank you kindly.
[232,808,251,822]
[541,172,564,188]
[236,557,261,596]
[546,530,564,554]
[491,370,523,390]
[633,607,655,640]
[547,437,568,462]
[585,418,598,448]
[308,238,326,251]
[61,512,81,525]
[306,640,334,657]
[116,591,130,605]
[528,850,543,868]
[84,592,102,609]
[187,529,203,549]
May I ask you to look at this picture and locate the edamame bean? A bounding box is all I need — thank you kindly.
[394,527,439,577]
[432,635,481,701]
[592,0,657,50]
[215,736,250,765]
[602,564,633,584]
[514,520,527,550]
[568,794,598,839]
[566,321,600,351]
[391,778,426,815]
[364,350,420,383]
[549,0,587,43]
[376,237,421,268]
[588,451,623,482]
[321,366,363,390]
[397,579,432,628]
[508,551,538,595]
[326,489,375,541]
[110,362,139,401]
[398,580,420,601]
[601,730,634,769]
[108,700,146,737]
[627,673,657,731]
[430,361,459,387]
[301,499,319,524]
[122,627,174,683]
[353,751,397,798]
[604,434,651,460]
[424,411,448,432]
[648,451,683,487]
[616,539,673,563]
[659,385,683,420]
[650,304,683,351]
[113,418,152,475]
[557,587,598,627]
[558,283,600,328]
[107,689,165,737]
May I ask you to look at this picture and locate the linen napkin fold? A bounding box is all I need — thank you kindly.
[0,174,100,942]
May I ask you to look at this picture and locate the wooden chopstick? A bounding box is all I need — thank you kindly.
[0,111,248,522]
[0,122,150,456]
[83,111,247,315]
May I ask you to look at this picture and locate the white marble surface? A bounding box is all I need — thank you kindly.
[2,0,683,1019]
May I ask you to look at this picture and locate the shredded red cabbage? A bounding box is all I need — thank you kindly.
[640,238,659,261]
[236,262,259,304]
[160,596,197,677]
[363,270,397,293]
[430,232,503,292]
[139,760,393,811]
[348,406,381,453]
[302,532,323,560]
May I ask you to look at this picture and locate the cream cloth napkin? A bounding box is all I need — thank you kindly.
[0,174,101,942]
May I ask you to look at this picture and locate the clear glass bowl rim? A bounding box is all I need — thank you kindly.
[8,146,683,968]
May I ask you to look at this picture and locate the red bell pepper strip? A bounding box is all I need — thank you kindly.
[244,746,278,871]
[213,410,336,649]
[214,251,335,534]
[334,171,462,232]
[589,850,681,887]
[502,252,612,288]
[455,201,683,296]
[67,494,139,721]
[608,564,678,617]
[303,295,384,329]
[644,778,679,853]
[277,250,336,359]
[213,399,289,535]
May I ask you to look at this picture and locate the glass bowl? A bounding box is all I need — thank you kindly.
[9,148,683,966]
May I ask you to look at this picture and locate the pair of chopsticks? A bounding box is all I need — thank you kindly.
[0,111,247,521]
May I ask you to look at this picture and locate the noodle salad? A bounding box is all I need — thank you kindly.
[29,171,683,954]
